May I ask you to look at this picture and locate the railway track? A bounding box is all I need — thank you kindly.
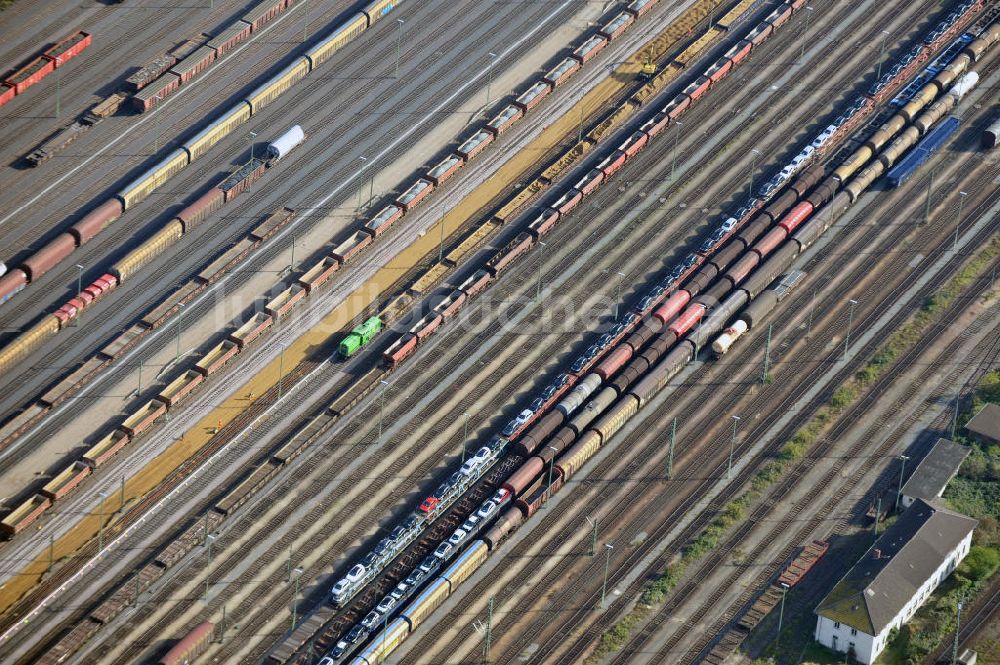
[525,156,1000,665]
[409,14,998,665]
[926,580,1000,664]
[37,3,892,660]
[414,100,999,665]
[0,0,616,628]
[9,2,992,660]
[651,250,1000,665]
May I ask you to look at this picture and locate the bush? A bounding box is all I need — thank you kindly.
[957,546,1000,582]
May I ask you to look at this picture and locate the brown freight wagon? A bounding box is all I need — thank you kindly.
[228,312,273,348]
[543,57,580,88]
[158,370,204,408]
[82,430,130,467]
[426,155,464,186]
[242,0,286,31]
[21,233,76,281]
[365,205,404,237]
[486,232,533,277]
[71,199,123,245]
[125,54,177,93]
[208,22,251,56]
[194,340,238,376]
[249,206,295,241]
[219,158,266,202]
[120,399,167,437]
[132,72,181,112]
[296,257,339,292]
[331,230,372,264]
[169,45,216,83]
[264,284,305,319]
[513,81,551,112]
[158,622,215,665]
[395,178,434,212]
[176,187,225,231]
[485,104,523,136]
[1,495,51,537]
[456,130,494,161]
[41,462,92,500]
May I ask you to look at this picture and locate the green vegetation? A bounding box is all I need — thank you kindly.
[584,232,999,665]
[879,364,1000,664]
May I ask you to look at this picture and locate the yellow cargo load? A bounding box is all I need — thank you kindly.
[184,101,252,160]
[245,57,310,114]
[305,14,367,67]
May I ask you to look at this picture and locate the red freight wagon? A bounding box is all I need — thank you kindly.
[576,169,604,196]
[458,269,491,298]
[641,112,670,138]
[620,130,649,159]
[527,208,560,237]
[753,226,788,256]
[5,56,55,95]
[0,83,14,107]
[766,5,793,29]
[598,151,628,178]
[747,21,774,47]
[411,312,442,341]
[433,290,467,320]
[705,56,733,84]
[553,189,582,216]
[486,232,533,276]
[668,303,705,336]
[683,76,712,103]
[43,31,92,67]
[725,40,753,67]
[384,333,417,366]
[664,93,690,120]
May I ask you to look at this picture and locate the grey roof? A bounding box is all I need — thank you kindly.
[965,403,1000,442]
[901,439,970,502]
[815,499,977,634]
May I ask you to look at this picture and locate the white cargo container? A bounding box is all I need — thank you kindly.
[266,125,306,160]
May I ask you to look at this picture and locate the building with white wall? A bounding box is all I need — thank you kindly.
[814,499,977,664]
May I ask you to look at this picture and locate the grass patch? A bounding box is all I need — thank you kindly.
[583,234,999,665]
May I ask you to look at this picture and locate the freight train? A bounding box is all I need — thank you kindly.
[324,7,998,662]
[0,0,399,308]
[0,31,91,109]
